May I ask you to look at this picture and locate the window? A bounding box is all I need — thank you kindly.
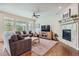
[15,21,27,32]
[4,19,14,31]
[3,17,34,32]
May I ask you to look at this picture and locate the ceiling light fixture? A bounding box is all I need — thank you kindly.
[58,6,62,9]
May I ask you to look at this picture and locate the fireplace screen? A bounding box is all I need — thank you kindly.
[62,29,71,41]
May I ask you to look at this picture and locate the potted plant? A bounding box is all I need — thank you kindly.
[53,33,58,41]
[71,14,78,20]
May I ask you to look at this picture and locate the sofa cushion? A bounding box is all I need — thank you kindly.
[23,31,26,34]
[10,35,18,42]
[17,35,24,40]
[16,31,21,35]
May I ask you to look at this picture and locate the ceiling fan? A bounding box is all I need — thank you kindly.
[32,9,40,18]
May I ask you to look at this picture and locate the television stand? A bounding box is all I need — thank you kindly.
[39,31,53,40]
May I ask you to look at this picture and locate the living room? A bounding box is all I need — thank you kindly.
[0,3,79,56]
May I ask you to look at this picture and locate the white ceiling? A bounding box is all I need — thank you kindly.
[0,3,71,18]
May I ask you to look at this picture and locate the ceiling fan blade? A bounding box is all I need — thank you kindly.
[32,11,40,18]
[36,15,40,16]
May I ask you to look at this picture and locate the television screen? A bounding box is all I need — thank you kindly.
[41,25,50,32]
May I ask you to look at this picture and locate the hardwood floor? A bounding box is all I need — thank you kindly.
[44,42,78,56]
[22,41,79,56]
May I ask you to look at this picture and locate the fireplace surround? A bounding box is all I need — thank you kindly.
[59,19,79,50]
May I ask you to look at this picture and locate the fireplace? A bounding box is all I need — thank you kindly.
[62,29,71,41]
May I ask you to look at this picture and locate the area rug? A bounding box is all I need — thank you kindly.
[32,38,58,56]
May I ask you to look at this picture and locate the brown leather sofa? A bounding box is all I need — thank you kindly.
[5,34,32,56]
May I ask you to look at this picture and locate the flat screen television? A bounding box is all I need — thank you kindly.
[41,25,50,32]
